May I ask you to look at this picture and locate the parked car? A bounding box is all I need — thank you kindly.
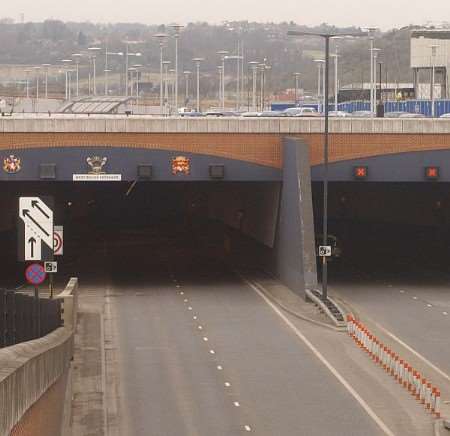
[350,111,373,118]
[283,107,319,117]
[440,113,450,118]
[258,111,286,117]
[241,111,261,117]
[384,111,407,118]
[328,111,350,117]
[398,113,425,118]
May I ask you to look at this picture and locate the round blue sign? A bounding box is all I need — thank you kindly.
[25,263,47,285]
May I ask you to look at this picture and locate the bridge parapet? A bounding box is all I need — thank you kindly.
[0,115,450,134]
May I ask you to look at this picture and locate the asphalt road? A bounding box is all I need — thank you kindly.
[108,248,386,436]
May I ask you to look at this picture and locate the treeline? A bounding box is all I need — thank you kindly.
[0,18,417,93]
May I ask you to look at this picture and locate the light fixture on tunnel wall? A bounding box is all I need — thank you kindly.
[425,166,440,181]
[137,164,153,180]
[209,165,225,179]
[353,166,368,180]
[39,163,56,180]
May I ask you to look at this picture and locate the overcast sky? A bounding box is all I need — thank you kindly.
[1,0,449,30]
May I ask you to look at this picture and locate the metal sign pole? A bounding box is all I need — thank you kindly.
[34,285,40,338]
[49,273,54,299]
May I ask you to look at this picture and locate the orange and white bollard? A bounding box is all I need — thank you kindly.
[403,362,409,388]
[420,378,427,404]
[399,359,404,384]
[433,389,441,418]
[425,382,432,410]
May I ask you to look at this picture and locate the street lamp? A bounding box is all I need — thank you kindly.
[61,59,73,100]
[217,50,229,109]
[366,28,378,115]
[87,47,101,95]
[169,24,184,113]
[133,64,143,102]
[192,57,204,112]
[314,59,325,113]
[217,65,223,108]
[104,50,124,96]
[162,60,171,115]
[42,64,51,99]
[293,72,301,106]
[24,69,31,98]
[430,44,439,118]
[288,29,367,302]
[331,47,340,110]
[72,54,82,97]
[123,40,143,96]
[32,66,41,112]
[226,55,244,110]
[372,48,381,112]
[183,71,191,106]
[127,67,136,97]
[153,33,168,115]
[249,61,259,111]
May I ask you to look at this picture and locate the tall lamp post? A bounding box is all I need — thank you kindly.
[133,64,143,103]
[32,66,41,112]
[24,69,31,98]
[293,72,301,105]
[314,59,325,113]
[288,29,367,302]
[217,51,229,109]
[183,70,191,106]
[153,34,168,115]
[192,57,204,112]
[366,28,378,115]
[42,64,51,99]
[124,40,143,96]
[331,45,339,110]
[72,54,82,97]
[169,24,184,113]
[104,50,124,96]
[249,61,259,111]
[61,59,73,100]
[162,60,171,115]
[430,44,439,118]
[88,47,101,96]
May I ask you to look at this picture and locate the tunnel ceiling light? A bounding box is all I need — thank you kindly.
[425,166,440,180]
[353,166,368,180]
[209,165,225,180]
[137,164,152,180]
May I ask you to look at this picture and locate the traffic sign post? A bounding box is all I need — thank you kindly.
[18,197,54,262]
[319,246,332,257]
[25,263,47,338]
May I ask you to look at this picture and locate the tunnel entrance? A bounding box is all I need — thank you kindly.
[312,181,450,279]
[0,181,283,288]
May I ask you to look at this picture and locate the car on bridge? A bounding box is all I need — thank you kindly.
[283,107,319,117]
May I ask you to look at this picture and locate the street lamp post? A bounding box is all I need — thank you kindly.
[192,58,204,112]
[162,60,171,115]
[332,46,339,110]
[249,61,259,111]
[153,34,168,115]
[32,66,41,112]
[72,54,82,97]
[366,28,378,115]
[430,44,439,118]
[104,50,123,96]
[124,40,143,96]
[217,51,229,110]
[169,24,184,113]
[225,55,244,110]
[314,59,325,113]
[42,64,51,99]
[61,59,73,100]
[88,47,101,96]
[294,72,301,105]
[288,29,367,302]
[133,64,143,103]
[372,48,381,112]
[183,71,191,106]
[24,69,31,99]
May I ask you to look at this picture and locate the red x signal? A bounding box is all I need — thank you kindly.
[425,166,439,180]
[354,166,368,179]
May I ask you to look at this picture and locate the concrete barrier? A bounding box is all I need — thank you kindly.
[0,278,78,436]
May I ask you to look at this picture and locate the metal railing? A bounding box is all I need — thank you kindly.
[0,288,62,348]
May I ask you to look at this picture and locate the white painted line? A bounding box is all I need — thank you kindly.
[399,290,405,294]
[233,401,240,407]
[188,306,193,311]
[193,316,198,320]
[443,312,448,316]
[217,365,223,370]
[184,299,188,303]
[244,278,396,436]
[412,296,418,300]
[176,285,181,288]
[198,325,203,330]
[203,337,209,342]
[374,322,450,383]
[224,382,231,387]
[209,349,215,355]
[426,304,433,308]
[180,291,184,295]
[244,425,252,432]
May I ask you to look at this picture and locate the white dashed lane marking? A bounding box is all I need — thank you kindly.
[217,365,223,370]
[224,382,231,387]
[244,425,252,432]
[209,349,215,355]
[233,401,240,407]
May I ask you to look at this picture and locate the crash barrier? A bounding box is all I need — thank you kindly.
[0,288,62,349]
[0,278,78,436]
[347,315,441,419]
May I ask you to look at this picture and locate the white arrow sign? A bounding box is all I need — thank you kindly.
[19,197,54,261]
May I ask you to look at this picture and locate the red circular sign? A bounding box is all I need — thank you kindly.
[25,263,47,285]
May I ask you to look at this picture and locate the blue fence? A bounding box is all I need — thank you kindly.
[272,100,450,117]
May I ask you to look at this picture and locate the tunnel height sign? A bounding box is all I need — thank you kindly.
[18,196,54,262]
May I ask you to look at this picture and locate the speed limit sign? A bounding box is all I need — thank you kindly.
[53,226,63,256]
[319,246,332,257]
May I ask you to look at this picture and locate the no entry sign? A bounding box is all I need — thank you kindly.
[25,263,47,285]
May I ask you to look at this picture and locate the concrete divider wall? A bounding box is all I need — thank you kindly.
[0,278,78,436]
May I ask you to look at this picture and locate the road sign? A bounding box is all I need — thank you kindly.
[54,226,63,256]
[25,263,47,285]
[44,261,58,273]
[319,246,332,257]
[18,197,54,262]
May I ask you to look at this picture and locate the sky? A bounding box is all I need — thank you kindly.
[1,0,449,30]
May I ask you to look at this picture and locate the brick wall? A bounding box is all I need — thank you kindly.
[9,370,68,436]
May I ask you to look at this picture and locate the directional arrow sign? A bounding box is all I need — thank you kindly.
[18,197,54,262]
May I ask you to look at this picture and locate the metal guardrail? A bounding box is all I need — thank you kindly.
[0,288,62,348]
